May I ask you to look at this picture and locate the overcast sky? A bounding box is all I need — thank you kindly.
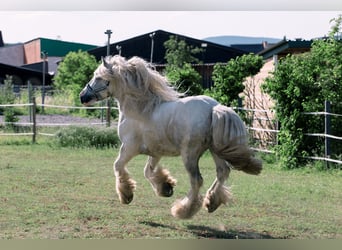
[0,11,341,46]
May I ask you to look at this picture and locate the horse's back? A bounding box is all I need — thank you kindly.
[150,96,217,153]
[155,95,217,129]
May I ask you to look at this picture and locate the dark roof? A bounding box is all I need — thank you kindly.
[230,44,267,54]
[88,29,246,64]
[21,56,60,75]
[258,39,313,59]
[0,44,25,66]
[0,62,53,85]
[0,31,4,47]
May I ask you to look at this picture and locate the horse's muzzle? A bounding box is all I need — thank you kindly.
[80,88,96,106]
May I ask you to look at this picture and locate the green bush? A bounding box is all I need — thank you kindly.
[54,126,120,149]
[262,15,342,169]
[164,35,204,96]
[206,53,263,107]
[4,108,19,131]
[0,75,16,115]
[53,50,99,107]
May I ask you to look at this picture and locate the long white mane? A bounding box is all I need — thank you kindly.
[97,56,182,114]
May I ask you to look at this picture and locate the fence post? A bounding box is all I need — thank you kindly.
[106,98,111,127]
[100,100,104,123]
[32,97,37,143]
[28,81,33,123]
[325,100,331,168]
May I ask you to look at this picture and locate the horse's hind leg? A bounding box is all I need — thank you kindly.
[144,156,177,197]
[171,154,203,219]
[203,152,232,213]
[113,144,137,204]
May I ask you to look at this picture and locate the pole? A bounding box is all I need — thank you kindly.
[106,100,111,127]
[324,100,331,168]
[104,29,112,56]
[149,32,155,63]
[104,29,112,127]
[28,81,32,123]
[41,51,48,113]
[32,97,37,143]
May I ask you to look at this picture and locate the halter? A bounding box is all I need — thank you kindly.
[86,80,109,101]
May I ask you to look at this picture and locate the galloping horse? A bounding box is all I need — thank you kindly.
[80,55,262,219]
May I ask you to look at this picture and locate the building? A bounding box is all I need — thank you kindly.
[245,38,313,112]
[258,38,312,61]
[88,29,247,88]
[0,32,98,86]
[242,38,313,148]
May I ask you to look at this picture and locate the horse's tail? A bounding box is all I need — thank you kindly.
[211,104,262,175]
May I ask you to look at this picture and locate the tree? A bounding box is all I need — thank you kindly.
[0,75,15,106]
[206,53,263,107]
[164,36,204,96]
[262,15,342,169]
[53,50,98,105]
[0,75,19,129]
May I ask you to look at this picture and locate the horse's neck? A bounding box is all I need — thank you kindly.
[118,100,151,122]
[116,93,157,120]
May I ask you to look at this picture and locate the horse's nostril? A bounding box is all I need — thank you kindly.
[80,94,91,104]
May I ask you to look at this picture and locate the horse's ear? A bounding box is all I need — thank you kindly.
[102,57,112,71]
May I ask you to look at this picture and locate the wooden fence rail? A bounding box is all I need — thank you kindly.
[1,100,341,165]
[0,97,115,141]
[233,100,342,166]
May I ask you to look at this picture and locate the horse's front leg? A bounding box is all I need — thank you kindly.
[144,156,177,197]
[114,144,137,204]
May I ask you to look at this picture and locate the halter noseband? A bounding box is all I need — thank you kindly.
[86,80,109,101]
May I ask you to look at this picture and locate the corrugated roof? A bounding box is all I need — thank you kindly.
[88,29,246,64]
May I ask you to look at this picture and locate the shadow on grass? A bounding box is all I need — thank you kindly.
[140,221,279,239]
[186,224,278,239]
[139,221,178,231]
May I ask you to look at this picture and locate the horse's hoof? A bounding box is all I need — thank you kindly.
[161,182,174,197]
[120,193,134,204]
[205,204,218,213]
[203,197,219,213]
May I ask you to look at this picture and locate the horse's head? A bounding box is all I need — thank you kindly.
[80,57,113,106]
[80,55,180,109]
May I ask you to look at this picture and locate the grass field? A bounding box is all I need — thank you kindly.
[0,144,341,239]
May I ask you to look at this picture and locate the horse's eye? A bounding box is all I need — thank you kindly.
[106,81,110,86]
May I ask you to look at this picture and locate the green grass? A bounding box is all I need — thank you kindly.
[0,144,341,239]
